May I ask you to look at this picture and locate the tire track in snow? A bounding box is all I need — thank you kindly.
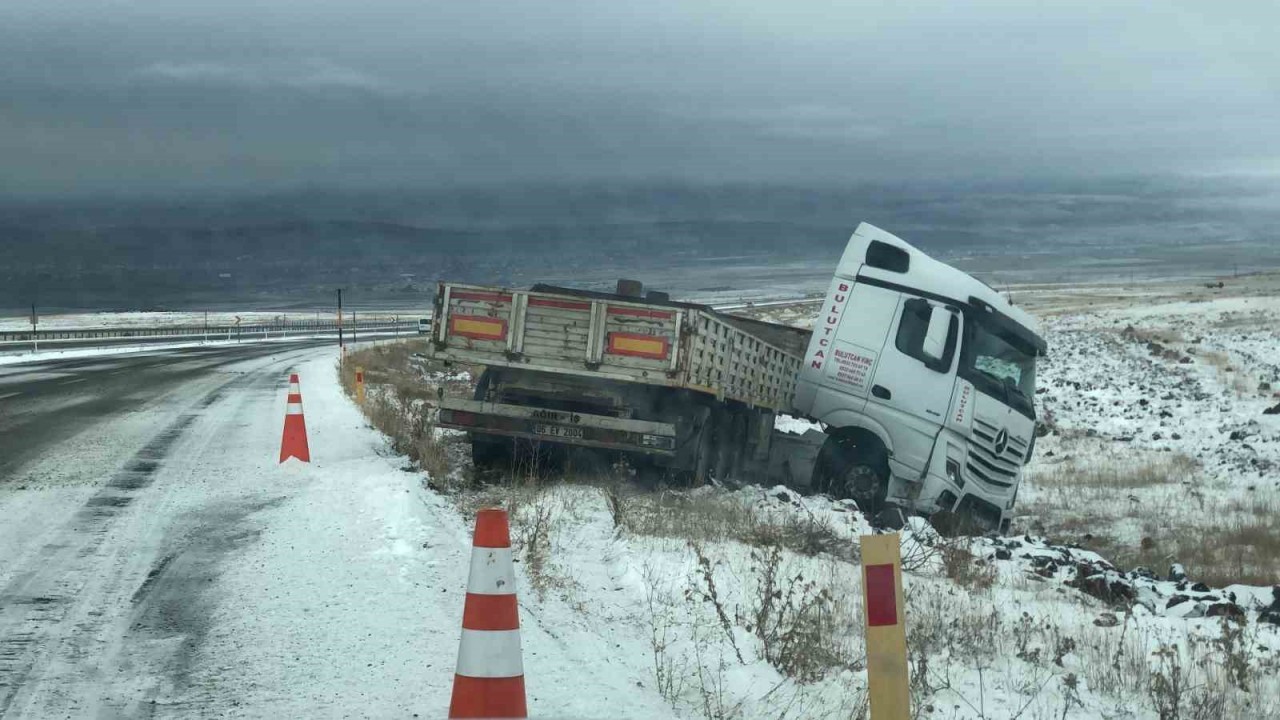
[0,363,276,717]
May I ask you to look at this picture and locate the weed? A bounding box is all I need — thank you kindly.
[742,545,855,683]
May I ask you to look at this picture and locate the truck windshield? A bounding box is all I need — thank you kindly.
[961,318,1037,419]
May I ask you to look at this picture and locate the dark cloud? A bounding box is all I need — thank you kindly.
[1,1,1278,196]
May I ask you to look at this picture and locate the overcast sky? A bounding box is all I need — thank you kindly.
[2,1,1277,197]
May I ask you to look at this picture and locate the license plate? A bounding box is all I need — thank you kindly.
[532,423,584,440]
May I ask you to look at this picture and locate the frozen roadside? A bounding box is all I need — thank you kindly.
[182,351,677,718]
[342,340,1280,719]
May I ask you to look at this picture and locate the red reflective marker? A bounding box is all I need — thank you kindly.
[865,563,898,627]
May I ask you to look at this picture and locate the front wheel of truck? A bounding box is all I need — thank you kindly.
[812,433,889,516]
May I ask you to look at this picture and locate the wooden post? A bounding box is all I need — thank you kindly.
[861,532,909,720]
[356,366,366,405]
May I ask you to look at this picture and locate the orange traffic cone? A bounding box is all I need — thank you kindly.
[449,509,527,718]
[279,373,311,463]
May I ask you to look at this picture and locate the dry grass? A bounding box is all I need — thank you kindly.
[1020,446,1280,586]
[1120,325,1185,346]
[906,581,1280,719]
[617,488,857,559]
[1031,452,1199,490]
[338,341,462,485]
[939,540,998,592]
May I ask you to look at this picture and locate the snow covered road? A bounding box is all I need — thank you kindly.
[0,344,330,716]
[0,344,674,718]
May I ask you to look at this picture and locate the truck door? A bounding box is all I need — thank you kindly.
[795,280,901,417]
[863,296,961,476]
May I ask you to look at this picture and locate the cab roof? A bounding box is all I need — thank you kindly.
[841,223,1047,354]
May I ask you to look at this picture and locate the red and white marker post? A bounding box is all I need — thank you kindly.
[861,532,909,719]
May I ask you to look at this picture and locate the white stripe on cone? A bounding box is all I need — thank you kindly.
[467,548,516,595]
[286,402,304,415]
[456,629,524,678]
[289,381,301,394]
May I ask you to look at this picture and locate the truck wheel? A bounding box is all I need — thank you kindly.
[473,368,496,401]
[693,416,716,485]
[812,434,889,515]
[633,459,668,488]
[471,434,513,473]
[713,412,747,484]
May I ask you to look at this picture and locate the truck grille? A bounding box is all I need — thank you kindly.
[966,418,1027,490]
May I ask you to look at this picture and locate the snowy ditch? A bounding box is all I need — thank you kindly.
[339,320,1280,719]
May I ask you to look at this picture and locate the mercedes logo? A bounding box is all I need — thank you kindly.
[994,428,1010,455]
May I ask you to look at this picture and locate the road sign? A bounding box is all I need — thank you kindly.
[861,532,909,719]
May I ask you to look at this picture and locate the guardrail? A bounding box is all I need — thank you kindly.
[0,318,427,347]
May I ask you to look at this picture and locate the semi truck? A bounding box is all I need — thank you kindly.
[427,223,1047,532]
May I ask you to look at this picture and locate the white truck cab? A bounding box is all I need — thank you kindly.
[792,223,1046,533]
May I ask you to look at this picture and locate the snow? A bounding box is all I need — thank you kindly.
[774,413,822,435]
[5,279,1280,718]
[1019,289,1280,573]
[172,353,680,717]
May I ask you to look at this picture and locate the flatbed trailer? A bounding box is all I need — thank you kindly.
[428,281,809,480]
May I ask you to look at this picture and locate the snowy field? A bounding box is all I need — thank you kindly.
[1015,279,1280,585]
[338,269,1280,719]
[3,272,1278,718]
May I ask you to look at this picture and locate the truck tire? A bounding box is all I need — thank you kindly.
[471,434,513,473]
[812,432,889,515]
[693,414,716,485]
[677,406,716,486]
[473,368,495,402]
[713,411,747,483]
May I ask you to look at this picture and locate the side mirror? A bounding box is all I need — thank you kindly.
[921,305,951,364]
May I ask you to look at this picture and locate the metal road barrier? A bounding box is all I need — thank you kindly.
[0,318,426,349]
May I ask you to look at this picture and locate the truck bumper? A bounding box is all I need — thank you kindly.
[911,471,1009,534]
[438,399,678,456]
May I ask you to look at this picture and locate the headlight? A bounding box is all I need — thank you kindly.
[945,459,965,489]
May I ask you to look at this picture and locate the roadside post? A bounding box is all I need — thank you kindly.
[356,366,366,405]
[30,304,38,354]
[337,289,345,366]
[861,532,909,720]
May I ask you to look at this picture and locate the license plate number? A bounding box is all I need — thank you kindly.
[533,423,584,439]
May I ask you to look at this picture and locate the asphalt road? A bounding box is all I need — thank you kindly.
[0,338,337,717]
[0,339,339,482]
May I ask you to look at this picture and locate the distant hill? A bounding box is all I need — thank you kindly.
[3,178,1278,310]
